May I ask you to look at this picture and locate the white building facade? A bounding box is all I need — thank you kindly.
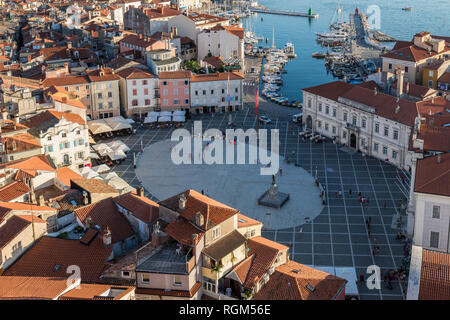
[302,83,414,169]
[197,27,244,65]
[38,116,90,170]
[189,73,243,114]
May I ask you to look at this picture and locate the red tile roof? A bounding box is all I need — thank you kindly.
[419,249,450,300]
[239,237,288,289]
[382,36,450,62]
[86,68,119,82]
[59,283,135,300]
[56,167,84,187]
[237,213,263,228]
[438,72,450,84]
[116,67,155,79]
[158,70,191,79]
[113,192,159,224]
[135,281,201,298]
[41,75,89,87]
[160,189,238,231]
[0,276,70,300]
[164,218,204,246]
[2,154,55,174]
[71,178,120,195]
[74,197,135,244]
[0,181,30,201]
[414,153,450,197]
[1,133,41,155]
[0,215,30,249]
[22,110,86,128]
[253,260,346,300]
[4,235,112,282]
[190,72,244,83]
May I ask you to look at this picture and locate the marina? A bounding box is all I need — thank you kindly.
[249,6,319,19]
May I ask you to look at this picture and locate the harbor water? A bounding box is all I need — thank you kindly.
[242,0,450,102]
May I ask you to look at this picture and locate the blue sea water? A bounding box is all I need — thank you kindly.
[242,0,450,102]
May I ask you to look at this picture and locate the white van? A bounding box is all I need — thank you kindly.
[293,113,303,123]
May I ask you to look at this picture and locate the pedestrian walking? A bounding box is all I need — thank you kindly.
[373,238,377,245]
[349,188,352,196]
[358,191,362,197]
[201,189,204,195]
[359,274,365,283]
[384,202,387,208]
[368,217,372,225]
[338,190,342,198]
[279,168,283,176]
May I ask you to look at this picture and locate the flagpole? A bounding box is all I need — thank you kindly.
[255,82,259,138]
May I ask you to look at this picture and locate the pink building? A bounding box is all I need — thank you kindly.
[158,71,191,112]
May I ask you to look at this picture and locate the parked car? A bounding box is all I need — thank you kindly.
[259,115,271,124]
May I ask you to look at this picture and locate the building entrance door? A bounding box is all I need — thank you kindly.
[350,133,357,149]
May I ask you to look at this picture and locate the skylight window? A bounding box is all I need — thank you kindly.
[306,284,315,292]
[238,218,247,223]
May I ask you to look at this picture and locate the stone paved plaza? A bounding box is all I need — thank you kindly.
[103,104,411,300]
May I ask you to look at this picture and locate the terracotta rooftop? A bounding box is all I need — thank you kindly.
[0,215,30,249]
[59,283,135,300]
[164,218,204,247]
[253,260,346,300]
[86,68,119,82]
[4,235,112,282]
[158,70,191,79]
[113,192,159,224]
[414,153,450,197]
[438,71,450,84]
[23,110,86,136]
[116,67,155,79]
[0,276,70,300]
[382,35,450,62]
[238,236,289,289]
[56,167,84,187]
[1,133,41,155]
[190,72,244,83]
[71,178,120,195]
[135,282,202,298]
[237,213,263,228]
[41,75,89,87]
[419,249,450,300]
[0,180,30,201]
[74,197,135,244]
[159,189,238,230]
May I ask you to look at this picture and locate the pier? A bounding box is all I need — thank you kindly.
[249,7,319,19]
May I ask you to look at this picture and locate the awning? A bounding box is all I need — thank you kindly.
[144,116,158,123]
[148,111,160,117]
[92,164,110,174]
[172,115,186,122]
[125,118,135,124]
[160,111,172,117]
[106,140,130,153]
[88,119,111,134]
[104,116,132,131]
[89,152,100,159]
[89,135,96,145]
[107,149,127,161]
[158,115,172,122]
[173,110,186,116]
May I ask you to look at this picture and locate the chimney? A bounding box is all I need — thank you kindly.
[192,233,198,244]
[396,69,404,97]
[67,41,72,49]
[83,191,89,205]
[374,87,377,96]
[137,185,144,197]
[1,109,8,122]
[406,82,410,94]
[62,96,67,103]
[437,154,441,163]
[395,105,400,114]
[38,194,45,207]
[27,54,32,62]
[179,194,187,210]
[85,216,94,228]
[30,190,37,204]
[103,226,112,246]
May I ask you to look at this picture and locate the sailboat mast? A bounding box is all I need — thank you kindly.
[272,26,275,49]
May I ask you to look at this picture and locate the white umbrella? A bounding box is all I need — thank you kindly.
[172,115,185,122]
[90,152,100,159]
[100,172,119,180]
[173,110,186,116]
[158,115,172,123]
[107,149,127,161]
[160,111,172,117]
[92,164,110,174]
[107,140,130,153]
[148,111,160,117]
[144,116,158,124]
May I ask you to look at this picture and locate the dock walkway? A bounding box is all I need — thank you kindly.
[249,7,318,18]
